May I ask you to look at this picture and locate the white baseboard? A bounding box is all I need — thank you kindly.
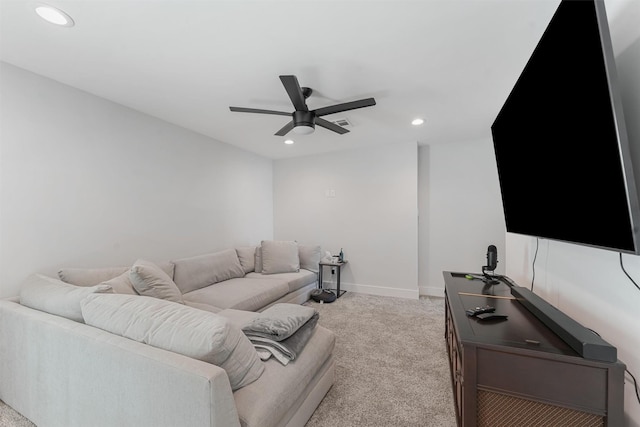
[336,282,420,300]
[418,286,445,298]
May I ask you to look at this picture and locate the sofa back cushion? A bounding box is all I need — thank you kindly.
[81,294,264,391]
[260,240,300,274]
[19,274,113,323]
[172,249,245,294]
[59,262,175,286]
[58,266,129,286]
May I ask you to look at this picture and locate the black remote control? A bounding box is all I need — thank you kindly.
[466,305,496,317]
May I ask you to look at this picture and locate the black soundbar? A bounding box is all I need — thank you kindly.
[509,285,617,362]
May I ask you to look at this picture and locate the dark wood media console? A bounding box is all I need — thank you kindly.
[443,271,625,427]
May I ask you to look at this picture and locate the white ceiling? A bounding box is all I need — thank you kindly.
[0,0,564,159]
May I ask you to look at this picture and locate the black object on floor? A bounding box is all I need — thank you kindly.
[310,289,337,303]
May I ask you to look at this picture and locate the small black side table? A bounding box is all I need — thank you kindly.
[318,260,348,298]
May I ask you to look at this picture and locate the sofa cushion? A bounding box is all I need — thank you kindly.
[181,278,289,312]
[233,326,335,427]
[173,249,245,294]
[298,244,322,273]
[235,246,256,274]
[260,240,300,274]
[80,293,264,391]
[19,273,113,323]
[244,270,317,293]
[58,262,175,286]
[130,259,183,303]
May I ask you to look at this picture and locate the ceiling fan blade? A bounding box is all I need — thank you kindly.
[275,121,295,136]
[316,118,349,135]
[279,75,309,112]
[313,98,376,117]
[229,107,291,116]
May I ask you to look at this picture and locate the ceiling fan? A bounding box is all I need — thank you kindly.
[229,75,376,136]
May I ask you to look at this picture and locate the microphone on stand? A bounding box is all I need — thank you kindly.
[486,245,498,271]
[482,245,500,285]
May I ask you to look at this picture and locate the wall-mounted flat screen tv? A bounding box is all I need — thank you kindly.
[491,0,640,254]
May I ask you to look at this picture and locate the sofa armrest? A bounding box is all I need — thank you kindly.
[0,299,240,427]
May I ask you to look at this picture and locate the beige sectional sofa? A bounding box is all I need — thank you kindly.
[0,241,335,427]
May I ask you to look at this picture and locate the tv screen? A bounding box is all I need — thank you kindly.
[491,0,640,254]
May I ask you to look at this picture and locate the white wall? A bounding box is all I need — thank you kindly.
[505,0,640,425]
[0,62,273,298]
[273,139,505,301]
[273,142,418,299]
[418,145,431,296]
[423,139,506,296]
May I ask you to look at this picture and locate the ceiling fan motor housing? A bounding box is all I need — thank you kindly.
[293,110,315,129]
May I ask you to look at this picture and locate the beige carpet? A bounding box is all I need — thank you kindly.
[0,400,34,427]
[0,292,456,427]
[304,292,456,427]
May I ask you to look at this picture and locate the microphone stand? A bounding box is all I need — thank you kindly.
[481,265,500,285]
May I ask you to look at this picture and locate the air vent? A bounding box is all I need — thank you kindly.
[331,118,352,127]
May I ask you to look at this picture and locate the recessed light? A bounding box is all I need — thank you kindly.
[284,139,294,145]
[411,118,424,126]
[35,5,74,27]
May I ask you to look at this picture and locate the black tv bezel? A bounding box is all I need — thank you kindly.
[491,0,640,255]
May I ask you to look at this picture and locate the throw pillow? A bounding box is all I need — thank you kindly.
[129,259,183,303]
[298,244,322,273]
[19,273,113,323]
[235,246,256,274]
[254,246,263,274]
[260,240,300,274]
[100,270,138,295]
[81,294,264,391]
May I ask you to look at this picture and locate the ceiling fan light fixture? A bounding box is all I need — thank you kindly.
[35,4,74,27]
[293,125,315,135]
